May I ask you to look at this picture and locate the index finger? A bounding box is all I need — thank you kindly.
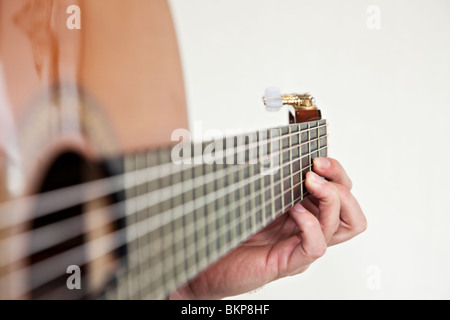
[312,157,353,190]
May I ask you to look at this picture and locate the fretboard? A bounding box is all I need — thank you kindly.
[102,119,328,299]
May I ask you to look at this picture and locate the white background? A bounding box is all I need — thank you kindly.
[169,0,450,299]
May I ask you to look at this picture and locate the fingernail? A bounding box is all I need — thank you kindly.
[309,171,326,185]
[313,157,330,169]
[293,203,306,212]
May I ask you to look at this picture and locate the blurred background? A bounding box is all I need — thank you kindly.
[169,0,450,299]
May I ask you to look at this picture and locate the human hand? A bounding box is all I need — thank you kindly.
[169,157,366,299]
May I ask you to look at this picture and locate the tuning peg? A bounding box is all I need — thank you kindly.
[262,87,283,112]
[263,88,317,112]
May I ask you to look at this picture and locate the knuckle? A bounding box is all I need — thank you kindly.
[302,217,319,230]
[309,243,327,259]
[347,178,353,191]
[329,183,341,201]
[336,183,352,201]
[348,216,367,237]
[356,216,368,234]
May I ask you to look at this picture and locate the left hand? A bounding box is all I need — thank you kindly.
[170,157,367,299]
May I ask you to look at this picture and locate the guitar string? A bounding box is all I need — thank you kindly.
[116,185,308,300]
[0,122,326,228]
[118,123,325,298]
[0,134,326,294]
[1,125,327,297]
[0,125,326,289]
[0,122,327,229]
[4,161,319,299]
[0,128,326,254]
[0,122,326,226]
[0,142,326,267]
[34,123,324,300]
[112,171,318,299]
[4,156,326,298]
[80,123,326,299]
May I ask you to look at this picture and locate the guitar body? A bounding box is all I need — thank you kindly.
[0,0,326,300]
[0,0,187,299]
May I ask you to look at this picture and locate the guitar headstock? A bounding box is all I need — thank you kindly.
[263,88,322,123]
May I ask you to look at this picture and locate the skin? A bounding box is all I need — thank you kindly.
[170,157,367,299]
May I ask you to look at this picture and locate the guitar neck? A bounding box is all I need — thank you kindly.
[102,119,328,299]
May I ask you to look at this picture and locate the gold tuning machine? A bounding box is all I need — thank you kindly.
[263,88,321,123]
[277,93,317,110]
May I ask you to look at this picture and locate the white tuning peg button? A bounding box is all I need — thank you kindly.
[263,87,283,112]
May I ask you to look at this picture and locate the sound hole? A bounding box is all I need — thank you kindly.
[28,152,90,299]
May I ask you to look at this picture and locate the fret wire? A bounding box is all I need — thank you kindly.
[239,137,247,238]
[270,128,278,220]
[211,162,221,258]
[237,141,246,242]
[210,162,219,258]
[249,139,257,234]
[124,154,140,299]
[226,136,236,248]
[259,129,267,228]
[191,163,202,277]
[308,123,312,177]
[169,151,178,292]
[299,126,304,202]
[118,265,130,299]
[131,154,141,299]
[142,152,154,297]
[171,159,187,289]
[177,166,188,285]
[157,151,167,296]
[279,127,286,214]
[136,153,148,298]
[245,134,257,235]
[203,160,216,263]
[183,158,197,279]
[196,162,207,267]
[142,152,155,297]
[214,162,226,255]
[289,125,295,207]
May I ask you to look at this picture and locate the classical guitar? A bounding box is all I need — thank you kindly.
[0,1,327,299]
